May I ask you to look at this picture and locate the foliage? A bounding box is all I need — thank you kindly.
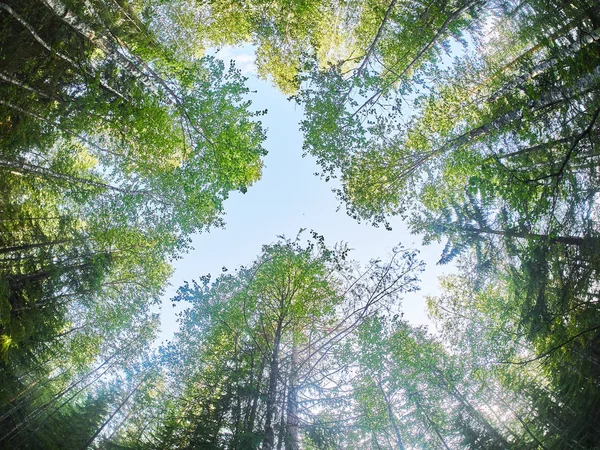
[2,0,600,448]
[0,0,265,446]
[107,235,423,449]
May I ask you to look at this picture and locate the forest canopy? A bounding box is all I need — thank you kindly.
[1,0,599,449]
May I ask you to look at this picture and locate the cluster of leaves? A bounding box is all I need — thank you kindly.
[104,237,600,449]
[0,0,266,447]
[104,235,425,449]
[292,0,600,447]
[2,0,600,448]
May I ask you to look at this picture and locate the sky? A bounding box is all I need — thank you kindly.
[155,46,457,344]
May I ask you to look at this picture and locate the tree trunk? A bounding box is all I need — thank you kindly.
[0,3,127,100]
[263,317,284,450]
[0,356,116,444]
[0,238,79,255]
[0,156,136,194]
[377,379,405,450]
[462,225,593,247]
[29,360,114,436]
[434,370,509,448]
[415,63,600,170]
[285,342,299,450]
[495,135,576,161]
[79,375,145,450]
[244,354,265,437]
[276,383,287,450]
[39,0,161,95]
[412,392,451,450]
[352,0,483,118]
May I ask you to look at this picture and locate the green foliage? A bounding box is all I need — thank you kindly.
[0,0,266,355]
[2,0,600,448]
[294,2,600,446]
[0,0,266,447]
[105,235,422,449]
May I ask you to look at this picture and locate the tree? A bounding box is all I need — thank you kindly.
[333,315,512,449]
[0,309,159,450]
[294,4,600,436]
[0,0,266,357]
[113,234,422,449]
[428,263,600,448]
[1,2,266,446]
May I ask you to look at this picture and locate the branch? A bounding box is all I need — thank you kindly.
[497,324,600,366]
[355,0,398,77]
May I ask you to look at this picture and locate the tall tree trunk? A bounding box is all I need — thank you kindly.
[462,225,593,247]
[0,99,132,160]
[245,354,265,437]
[433,369,509,448]
[0,238,80,255]
[487,22,600,103]
[416,63,600,171]
[377,379,405,450]
[28,360,114,436]
[276,382,287,450]
[495,135,576,161]
[0,3,127,100]
[412,392,451,450]
[0,157,131,194]
[39,0,161,95]
[0,356,116,444]
[79,375,145,450]
[263,317,284,450]
[351,0,483,118]
[494,390,547,450]
[285,342,299,450]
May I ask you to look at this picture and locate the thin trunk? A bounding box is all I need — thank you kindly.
[0,99,134,161]
[430,3,600,123]
[440,375,509,448]
[284,342,299,450]
[12,288,98,313]
[0,238,79,255]
[106,406,136,442]
[25,361,114,439]
[232,339,242,443]
[246,355,266,436]
[495,391,547,450]
[9,0,213,148]
[377,379,405,450]
[462,225,592,247]
[373,434,383,449]
[0,356,116,444]
[276,382,287,450]
[0,378,54,426]
[263,317,284,450]
[40,0,161,95]
[409,63,600,175]
[412,393,451,450]
[495,135,576,160]
[488,24,600,103]
[355,0,398,77]
[4,378,40,405]
[4,260,96,289]
[352,0,482,118]
[0,2,127,100]
[242,353,257,433]
[79,376,145,450]
[0,156,131,194]
[79,0,214,145]
[0,71,51,99]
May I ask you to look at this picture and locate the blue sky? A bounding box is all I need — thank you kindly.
[156,46,456,344]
